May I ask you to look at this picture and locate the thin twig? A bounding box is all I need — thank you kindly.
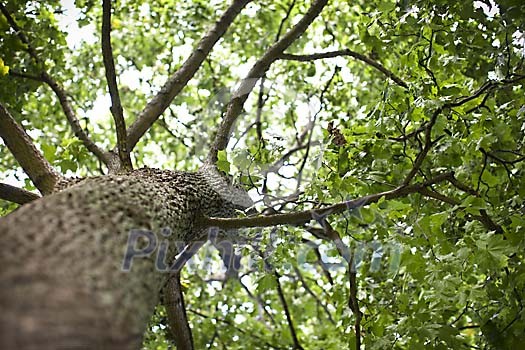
[208,0,329,163]
[0,4,111,166]
[101,0,132,171]
[0,4,39,62]
[126,0,253,151]
[322,221,360,349]
[40,73,112,166]
[279,49,408,88]
[266,142,319,174]
[0,104,61,194]
[8,70,42,81]
[274,271,304,350]
[402,108,440,185]
[296,67,338,188]
[238,278,277,325]
[293,265,335,324]
[443,174,503,233]
[12,71,111,166]
[401,76,525,186]
[275,0,297,42]
[349,265,361,350]
[255,76,269,147]
[305,239,334,285]
[188,309,284,349]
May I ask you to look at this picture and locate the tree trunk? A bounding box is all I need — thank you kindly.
[0,167,250,349]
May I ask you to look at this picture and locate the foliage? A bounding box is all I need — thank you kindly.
[1,0,524,349]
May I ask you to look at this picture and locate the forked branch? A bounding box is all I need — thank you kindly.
[208,0,329,163]
[102,0,132,171]
[126,0,253,151]
[0,104,61,195]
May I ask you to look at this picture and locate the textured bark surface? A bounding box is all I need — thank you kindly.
[0,167,251,349]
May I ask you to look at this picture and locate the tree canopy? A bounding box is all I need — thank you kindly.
[1,0,524,349]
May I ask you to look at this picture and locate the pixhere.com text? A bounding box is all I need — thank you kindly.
[121,225,403,275]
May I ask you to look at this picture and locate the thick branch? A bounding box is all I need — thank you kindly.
[0,104,61,194]
[208,0,329,163]
[203,170,503,238]
[101,0,132,171]
[200,172,503,233]
[126,0,253,151]
[163,274,194,350]
[279,49,408,88]
[0,183,40,205]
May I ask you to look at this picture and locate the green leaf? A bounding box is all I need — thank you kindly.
[256,274,277,293]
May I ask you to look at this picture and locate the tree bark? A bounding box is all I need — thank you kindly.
[0,167,248,349]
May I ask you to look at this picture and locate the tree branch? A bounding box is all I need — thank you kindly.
[279,49,408,89]
[163,274,194,350]
[302,239,334,284]
[0,4,111,167]
[218,171,500,235]
[316,221,361,348]
[443,174,503,233]
[0,104,61,194]
[0,183,40,205]
[101,0,132,171]
[208,0,329,163]
[402,108,440,185]
[274,270,304,350]
[126,0,253,151]
[40,72,112,166]
[8,70,42,81]
[296,67,338,189]
[400,77,525,186]
[417,187,457,205]
[12,73,111,167]
[188,309,284,349]
[0,4,39,62]
[292,265,335,324]
[202,172,454,230]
